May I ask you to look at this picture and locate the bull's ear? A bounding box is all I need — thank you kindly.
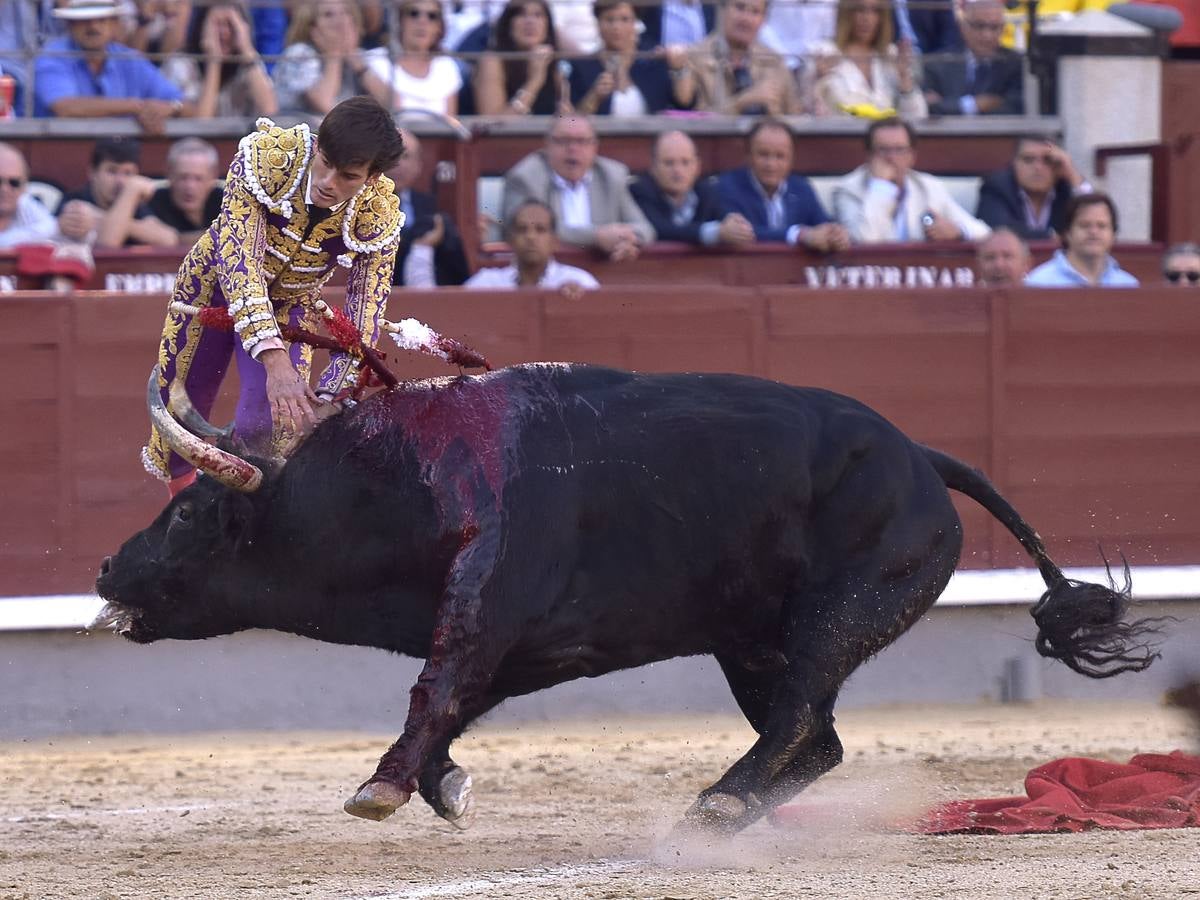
[217,492,256,554]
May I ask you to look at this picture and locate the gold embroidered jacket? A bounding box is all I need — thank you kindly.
[173,117,405,397]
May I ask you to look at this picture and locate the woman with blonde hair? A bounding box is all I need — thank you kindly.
[359,0,463,116]
[272,0,369,116]
[813,0,927,119]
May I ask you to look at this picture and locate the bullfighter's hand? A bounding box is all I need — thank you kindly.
[261,349,318,433]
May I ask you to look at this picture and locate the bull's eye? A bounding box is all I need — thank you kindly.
[172,503,193,527]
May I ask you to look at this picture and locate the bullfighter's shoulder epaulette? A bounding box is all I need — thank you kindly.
[236,118,313,219]
[342,174,406,255]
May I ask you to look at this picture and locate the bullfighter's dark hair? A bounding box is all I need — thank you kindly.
[92,136,141,169]
[504,198,558,237]
[745,117,793,147]
[865,117,917,152]
[1059,192,1119,245]
[317,97,406,176]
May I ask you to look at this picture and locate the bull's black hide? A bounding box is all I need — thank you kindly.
[95,364,1160,833]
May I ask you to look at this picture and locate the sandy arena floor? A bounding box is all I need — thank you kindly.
[1,701,1197,900]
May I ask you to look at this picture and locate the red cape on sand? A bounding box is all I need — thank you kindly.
[773,752,1200,835]
[917,751,1200,834]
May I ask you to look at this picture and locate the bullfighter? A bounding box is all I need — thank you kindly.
[143,96,406,495]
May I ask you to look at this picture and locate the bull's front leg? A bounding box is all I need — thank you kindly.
[344,528,507,823]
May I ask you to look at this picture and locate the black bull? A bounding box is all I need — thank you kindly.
[94,363,1160,833]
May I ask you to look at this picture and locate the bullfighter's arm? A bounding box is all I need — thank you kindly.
[214,151,283,356]
[315,183,404,398]
[315,245,397,398]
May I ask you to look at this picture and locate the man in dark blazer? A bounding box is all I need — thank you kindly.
[630,130,754,246]
[715,119,848,251]
[388,130,470,287]
[976,137,1090,240]
[901,0,963,54]
[638,0,717,49]
[923,0,1024,116]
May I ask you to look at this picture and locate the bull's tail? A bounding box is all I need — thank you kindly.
[921,445,1164,679]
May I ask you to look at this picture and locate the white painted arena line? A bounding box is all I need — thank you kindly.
[356,859,641,899]
[3,566,1197,633]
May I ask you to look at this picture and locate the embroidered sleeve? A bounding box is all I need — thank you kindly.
[315,180,404,395]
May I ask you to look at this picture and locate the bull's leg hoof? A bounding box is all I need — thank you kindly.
[436,766,476,830]
[344,781,411,821]
[680,792,748,832]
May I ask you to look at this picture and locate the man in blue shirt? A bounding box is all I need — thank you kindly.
[1025,193,1139,287]
[33,0,192,131]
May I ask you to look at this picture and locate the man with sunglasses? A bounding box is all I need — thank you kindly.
[0,142,55,249]
[923,0,1023,116]
[1162,243,1200,287]
[976,136,1091,241]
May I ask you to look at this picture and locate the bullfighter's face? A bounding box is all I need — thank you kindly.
[310,144,377,208]
[93,478,259,643]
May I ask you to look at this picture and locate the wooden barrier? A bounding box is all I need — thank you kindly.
[0,240,1170,293]
[1,286,1197,596]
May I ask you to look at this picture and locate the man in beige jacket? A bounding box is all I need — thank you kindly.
[685,0,803,115]
[833,118,991,243]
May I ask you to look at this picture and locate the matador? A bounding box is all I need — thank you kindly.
[144,97,407,495]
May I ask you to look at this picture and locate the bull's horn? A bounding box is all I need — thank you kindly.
[168,379,233,442]
[147,366,262,492]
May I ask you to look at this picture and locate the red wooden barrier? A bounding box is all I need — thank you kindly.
[1,286,1196,595]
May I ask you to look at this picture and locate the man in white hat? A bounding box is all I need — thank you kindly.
[33,0,194,132]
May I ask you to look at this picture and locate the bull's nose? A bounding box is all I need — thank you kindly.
[99,556,112,577]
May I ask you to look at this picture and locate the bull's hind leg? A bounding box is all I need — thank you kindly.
[686,507,961,834]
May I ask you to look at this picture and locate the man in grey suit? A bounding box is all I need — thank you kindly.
[501,116,655,262]
[923,0,1023,116]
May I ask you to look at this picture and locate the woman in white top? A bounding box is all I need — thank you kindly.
[360,0,463,116]
[812,0,927,120]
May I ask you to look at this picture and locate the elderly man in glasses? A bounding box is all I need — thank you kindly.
[1162,243,1200,287]
[923,0,1023,116]
[976,136,1091,241]
[501,115,655,262]
[0,142,56,249]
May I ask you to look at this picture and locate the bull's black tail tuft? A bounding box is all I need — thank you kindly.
[921,445,1166,680]
[1031,554,1166,678]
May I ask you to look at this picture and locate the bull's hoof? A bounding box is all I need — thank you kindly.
[344,781,411,821]
[436,766,476,830]
[681,792,748,832]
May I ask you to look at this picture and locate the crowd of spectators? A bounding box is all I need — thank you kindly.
[0,0,1190,292]
[0,0,1057,122]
